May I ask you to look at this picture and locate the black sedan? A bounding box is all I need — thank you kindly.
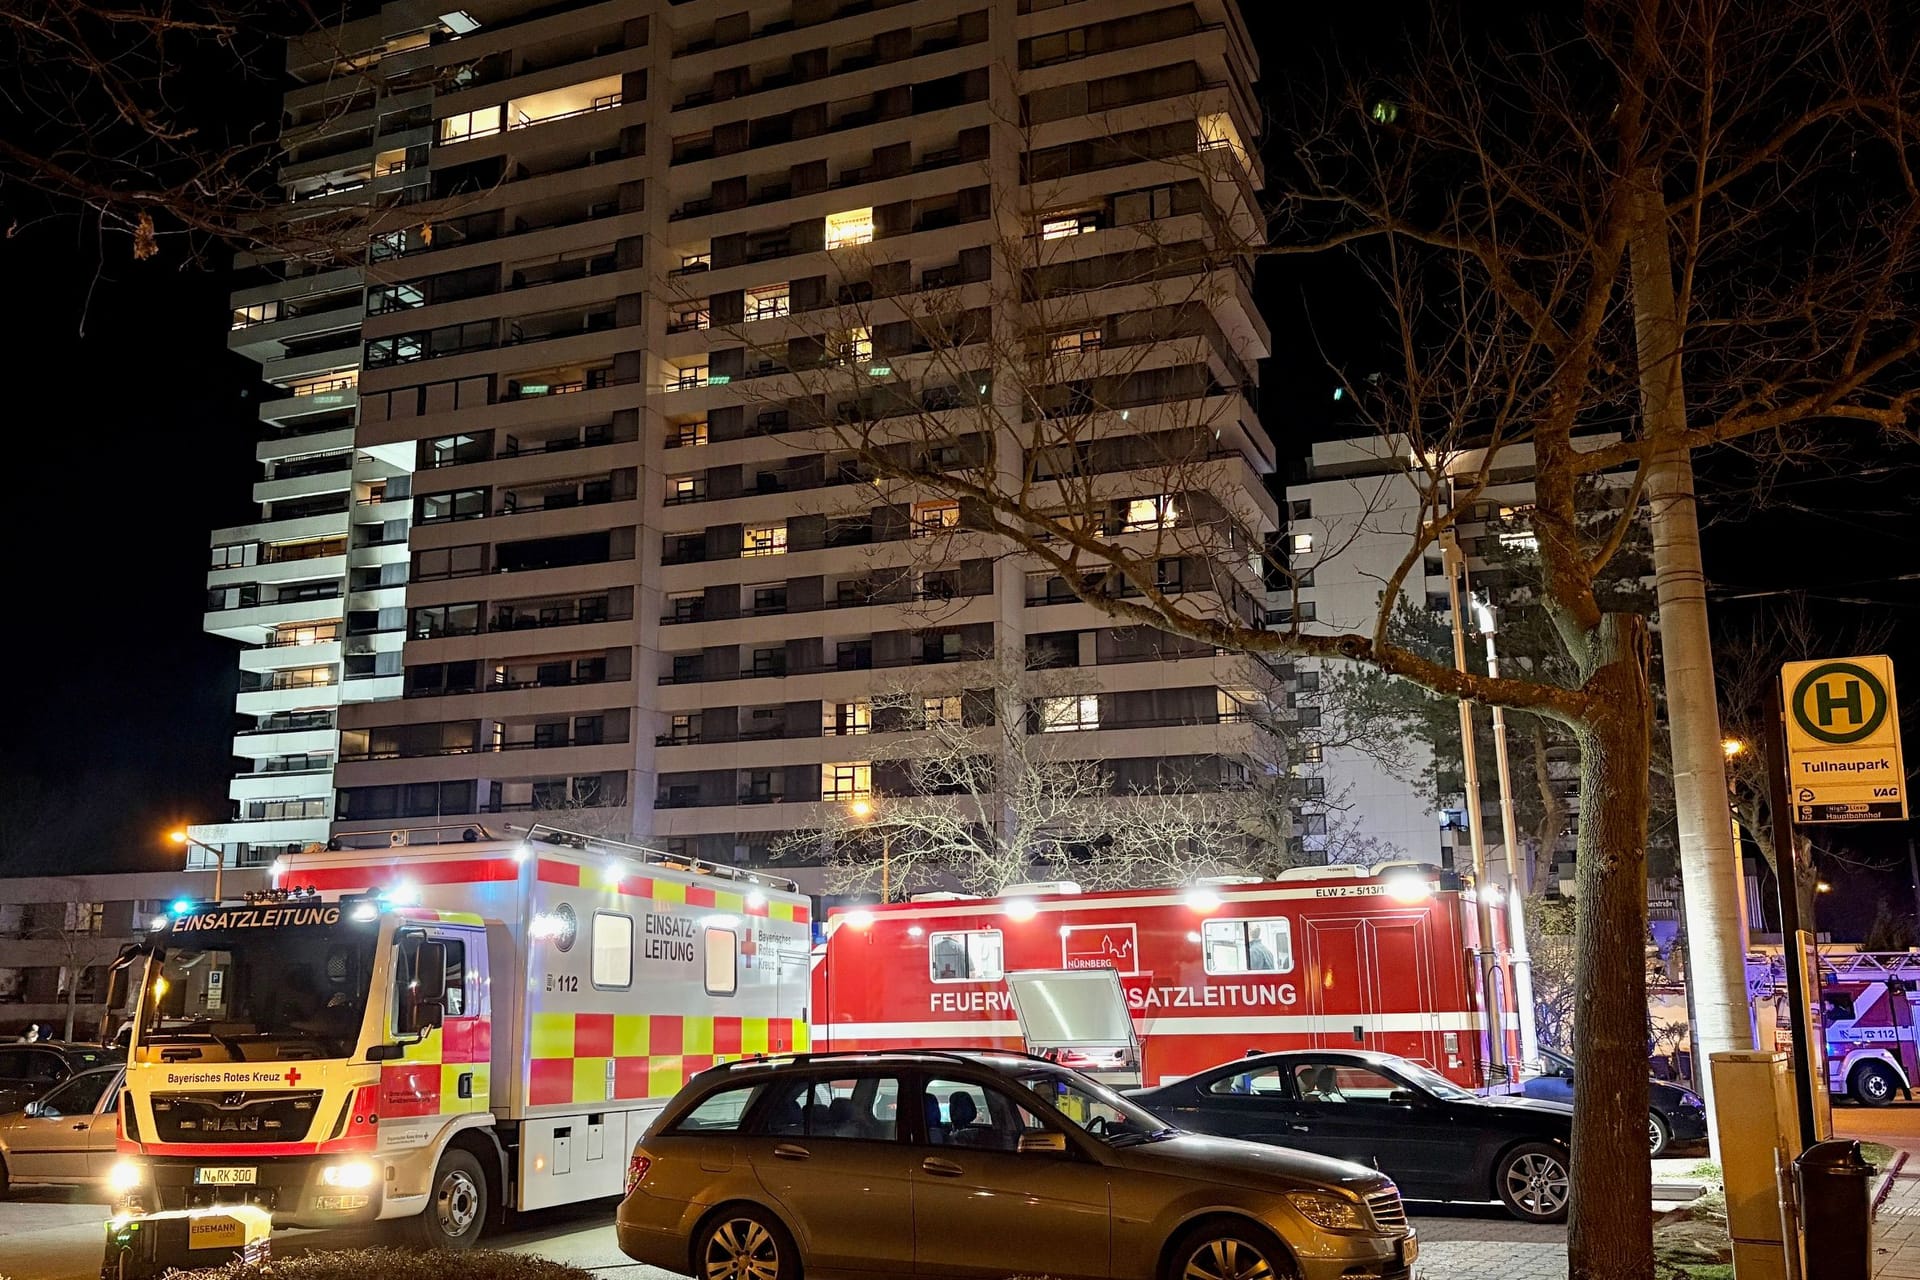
[1130,1050,1574,1223]
[1520,1046,1707,1156]
[0,1043,120,1116]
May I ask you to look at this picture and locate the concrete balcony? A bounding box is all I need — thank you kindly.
[228,302,364,361]
[235,682,342,718]
[260,384,357,426]
[239,640,343,674]
[338,673,404,704]
[229,769,335,804]
[253,467,352,507]
[208,553,347,593]
[259,426,354,464]
[189,815,331,849]
[230,725,335,760]
[206,592,347,643]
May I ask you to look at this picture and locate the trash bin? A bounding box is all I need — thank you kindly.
[1793,1139,1872,1280]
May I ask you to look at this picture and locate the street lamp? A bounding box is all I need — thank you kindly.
[1723,738,1746,759]
[170,830,228,903]
[1472,593,1539,1071]
[848,799,893,903]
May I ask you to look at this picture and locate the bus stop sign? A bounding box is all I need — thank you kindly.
[1781,655,1907,823]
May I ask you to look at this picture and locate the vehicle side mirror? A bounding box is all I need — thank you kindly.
[1388,1089,1419,1107]
[1017,1131,1068,1155]
[23,1100,43,1118]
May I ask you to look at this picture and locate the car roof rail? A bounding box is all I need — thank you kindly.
[692,1047,1068,1078]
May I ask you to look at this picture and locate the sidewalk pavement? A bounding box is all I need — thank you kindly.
[1874,1153,1920,1279]
[1411,1161,1714,1279]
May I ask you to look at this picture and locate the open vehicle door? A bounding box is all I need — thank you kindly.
[1003,968,1142,1088]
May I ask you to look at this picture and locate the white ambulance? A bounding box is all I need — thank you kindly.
[108,825,811,1247]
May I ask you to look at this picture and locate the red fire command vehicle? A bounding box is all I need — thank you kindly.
[812,865,1513,1089]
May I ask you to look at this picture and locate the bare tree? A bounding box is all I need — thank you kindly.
[689,7,1920,1273]
[775,654,1306,897]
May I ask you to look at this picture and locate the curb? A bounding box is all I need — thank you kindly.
[1873,1149,1909,1215]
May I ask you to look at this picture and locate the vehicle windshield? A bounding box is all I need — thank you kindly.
[1011,1069,1174,1146]
[1395,1060,1478,1102]
[140,921,378,1060]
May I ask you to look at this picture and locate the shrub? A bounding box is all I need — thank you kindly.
[173,1248,597,1280]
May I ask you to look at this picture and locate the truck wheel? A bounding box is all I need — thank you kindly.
[410,1148,488,1250]
[1852,1061,1899,1107]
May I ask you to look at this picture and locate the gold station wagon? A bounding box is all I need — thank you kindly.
[616,1050,1416,1280]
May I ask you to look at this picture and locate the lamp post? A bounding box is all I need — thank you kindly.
[170,830,228,903]
[848,799,893,903]
[1439,532,1506,1076]
[1473,595,1538,1071]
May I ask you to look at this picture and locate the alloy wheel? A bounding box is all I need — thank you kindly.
[1505,1150,1570,1217]
[704,1217,780,1280]
[1182,1237,1279,1280]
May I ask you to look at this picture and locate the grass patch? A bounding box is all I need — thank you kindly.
[1681,1160,1722,1181]
[171,1248,596,1280]
[1863,1142,1898,1172]
[1654,1187,1730,1278]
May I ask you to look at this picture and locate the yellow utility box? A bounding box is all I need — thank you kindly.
[1711,1050,1802,1280]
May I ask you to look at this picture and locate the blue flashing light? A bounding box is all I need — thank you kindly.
[1332,387,1345,402]
[169,899,195,917]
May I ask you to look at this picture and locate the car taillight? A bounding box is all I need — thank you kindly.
[625,1153,652,1197]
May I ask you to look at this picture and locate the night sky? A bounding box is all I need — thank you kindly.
[0,1,1917,934]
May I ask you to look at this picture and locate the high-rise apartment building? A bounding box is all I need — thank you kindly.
[202,0,1273,893]
[1284,435,1593,880]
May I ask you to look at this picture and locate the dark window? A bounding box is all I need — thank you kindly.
[754,1074,902,1142]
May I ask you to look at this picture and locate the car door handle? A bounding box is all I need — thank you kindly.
[921,1157,964,1177]
[772,1143,810,1161]
[73,1122,89,1131]
[1287,1123,1310,1133]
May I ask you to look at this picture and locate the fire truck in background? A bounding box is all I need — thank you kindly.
[1749,949,1920,1106]
[812,863,1515,1089]
[107,826,810,1248]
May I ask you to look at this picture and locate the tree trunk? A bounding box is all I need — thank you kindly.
[1625,172,1753,1141]
[1567,613,1655,1280]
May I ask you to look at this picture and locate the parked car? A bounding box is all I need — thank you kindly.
[1521,1046,1707,1156]
[0,1044,120,1117]
[1129,1050,1574,1223]
[617,1049,1418,1280]
[0,1065,125,1197]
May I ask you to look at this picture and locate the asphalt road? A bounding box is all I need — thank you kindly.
[0,1189,1549,1280]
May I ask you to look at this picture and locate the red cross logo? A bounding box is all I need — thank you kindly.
[740,929,758,969]
[285,1068,302,1087]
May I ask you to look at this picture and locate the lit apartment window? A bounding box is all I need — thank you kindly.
[823,762,872,801]
[670,303,711,332]
[374,147,409,177]
[832,328,873,365]
[825,208,875,250]
[1039,211,1098,240]
[677,251,712,274]
[668,420,709,448]
[746,285,791,321]
[1123,496,1180,532]
[1039,694,1099,733]
[439,106,502,143]
[743,524,788,557]
[825,701,871,735]
[913,500,961,536]
[1049,328,1103,355]
[507,76,622,130]
[667,476,702,504]
[667,714,695,743]
[924,695,964,726]
[288,371,357,397]
[1197,112,1249,166]
[1218,689,1255,723]
[1290,532,1314,554]
[669,364,709,391]
[231,301,280,329]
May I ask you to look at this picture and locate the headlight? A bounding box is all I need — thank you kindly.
[1286,1190,1368,1232]
[319,1160,377,1189]
[107,1160,144,1195]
